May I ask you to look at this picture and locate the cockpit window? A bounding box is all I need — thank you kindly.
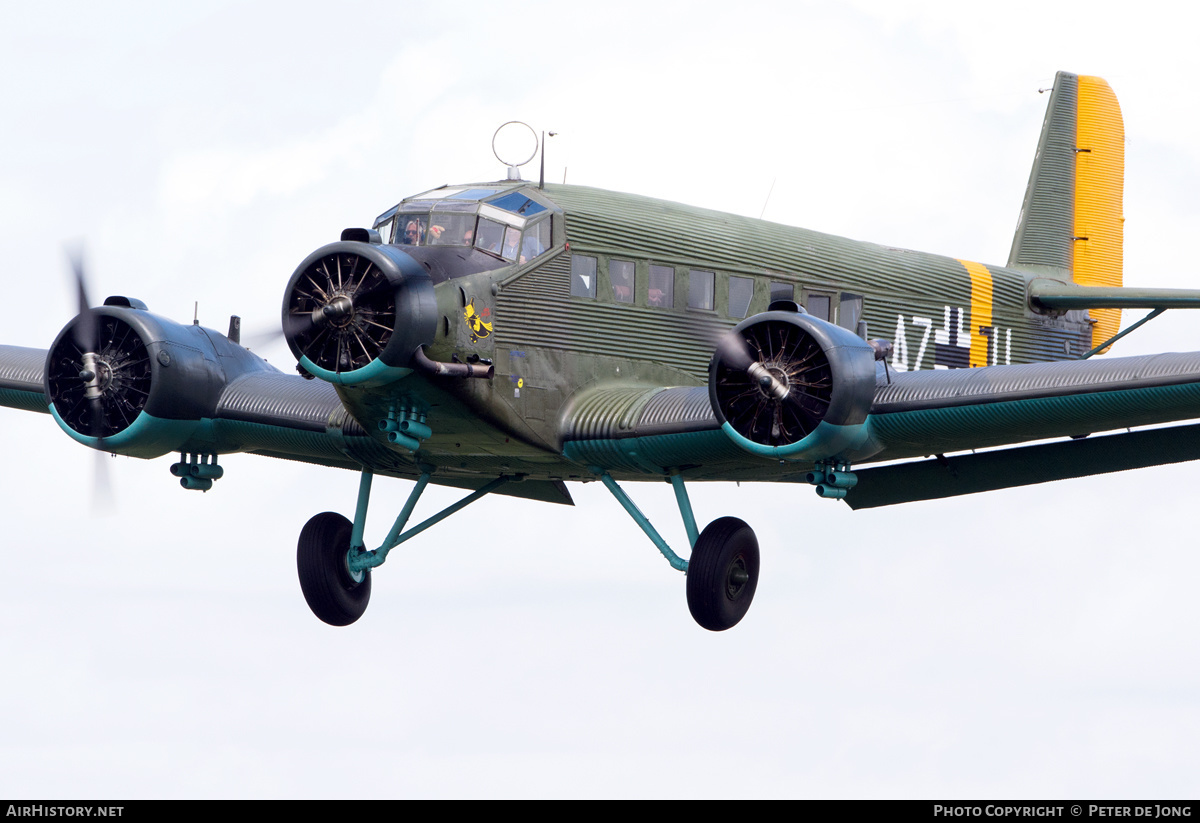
[522,218,550,261]
[487,191,548,217]
[427,214,476,246]
[475,217,505,255]
[501,226,522,261]
[448,187,506,201]
[370,185,558,281]
[398,215,427,245]
[409,186,512,201]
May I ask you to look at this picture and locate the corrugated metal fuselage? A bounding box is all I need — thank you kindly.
[348,181,1101,485]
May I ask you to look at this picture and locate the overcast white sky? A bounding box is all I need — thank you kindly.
[1,0,1199,799]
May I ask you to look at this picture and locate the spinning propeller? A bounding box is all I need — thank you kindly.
[710,319,834,447]
[51,250,154,508]
[284,250,397,373]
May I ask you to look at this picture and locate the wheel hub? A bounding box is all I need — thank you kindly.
[725,555,749,600]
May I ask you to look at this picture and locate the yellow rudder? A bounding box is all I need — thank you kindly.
[1074,75,1125,351]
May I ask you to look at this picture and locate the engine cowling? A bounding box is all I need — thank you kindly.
[282,241,437,387]
[708,310,877,461]
[45,304,268,458]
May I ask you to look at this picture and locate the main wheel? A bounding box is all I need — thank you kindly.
[297,512,371,626]
[686,517,759,631]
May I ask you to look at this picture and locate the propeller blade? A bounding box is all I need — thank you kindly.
[242,313,317,351]
[715,329,757,372]
[91,450,115,516]
[66,247,117,513]
[68,248,99,353]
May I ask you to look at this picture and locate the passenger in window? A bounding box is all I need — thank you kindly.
[502,227,522,260]
[610,262,634,302]
[648,265,673,307]
[521,231,545,263]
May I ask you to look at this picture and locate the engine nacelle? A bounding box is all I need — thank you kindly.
[708,310,877,461]
[45,304,270,458]
[282,241,437,387]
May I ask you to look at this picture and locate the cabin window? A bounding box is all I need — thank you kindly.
[609,260,635,303]
[729,276,754,318]
[839,293,863,331]
[571,255,598,298]
[649,265,673,308]
[688,270,715,310]
[807,293,831,322]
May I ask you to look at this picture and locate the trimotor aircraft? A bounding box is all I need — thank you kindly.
[4,71,1200,631]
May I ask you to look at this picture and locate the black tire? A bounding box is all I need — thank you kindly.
[297,512,371,626]
[686,517,759,631]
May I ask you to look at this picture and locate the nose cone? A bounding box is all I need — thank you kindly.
[283,242,437,386]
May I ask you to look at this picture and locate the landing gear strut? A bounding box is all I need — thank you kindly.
[594,469,760,631]
[295,468,510,626]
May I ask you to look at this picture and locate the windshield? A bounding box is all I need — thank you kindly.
[374,184,557,266]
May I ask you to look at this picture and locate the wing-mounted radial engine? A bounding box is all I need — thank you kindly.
[282,240,438,387]
[45,298,271,458]
[708,308,877,462]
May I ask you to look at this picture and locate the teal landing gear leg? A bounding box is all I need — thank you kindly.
[592,468,760,631]
[295,467,511,626]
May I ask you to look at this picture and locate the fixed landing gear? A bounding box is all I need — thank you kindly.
[295,464,763,631]
[685,517,759,631]
[595,469,761,632]
[297,512,372,626]
[295,468,510,626]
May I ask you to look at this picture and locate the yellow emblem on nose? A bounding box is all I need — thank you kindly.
[463,298,492,343]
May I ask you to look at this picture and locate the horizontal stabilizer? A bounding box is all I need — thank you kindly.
[845,422,1200,509]
[1030,279,1200,311]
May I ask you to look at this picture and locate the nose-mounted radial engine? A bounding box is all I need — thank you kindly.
[282,239,437,387]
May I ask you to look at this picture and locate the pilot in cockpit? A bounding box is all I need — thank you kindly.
[400,218,425,245]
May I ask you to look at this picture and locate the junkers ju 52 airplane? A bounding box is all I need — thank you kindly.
[4,71,1200,631]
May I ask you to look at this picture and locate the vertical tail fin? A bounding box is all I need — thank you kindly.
[1009,71,1125,352]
